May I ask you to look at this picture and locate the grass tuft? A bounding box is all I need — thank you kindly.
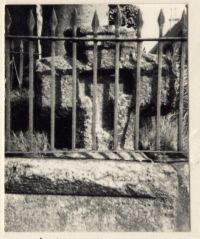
[10,131,50,152]
[140,112,188,151]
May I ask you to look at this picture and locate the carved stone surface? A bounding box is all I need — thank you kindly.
[4,194,176,231]
[5,158,190,231]
[35,27,180,150]
[5,158,177,198]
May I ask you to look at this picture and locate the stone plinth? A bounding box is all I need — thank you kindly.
[5,158,190,231]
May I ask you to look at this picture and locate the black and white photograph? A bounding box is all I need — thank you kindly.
[3,1,191,233]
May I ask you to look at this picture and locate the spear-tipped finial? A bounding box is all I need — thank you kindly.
[158,9,165,37]
[70,8,78,36]
[50,8,58,35]
[115,6,122,28]
[136,9,144,38]
[115,6,122,37]
[5,8,12,33]
[20,40,24,51]
[11,40,14,51]
[137,9,144,28]
[181,10,187,36]
[92,10,100,36]
[158,9,165,26]
[70,8,78,28]
[27,9,35,34]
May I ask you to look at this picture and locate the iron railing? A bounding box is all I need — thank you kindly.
[5,6,188,157]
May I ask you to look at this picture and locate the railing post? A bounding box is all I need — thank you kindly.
[156,9,165,150]
[71,9,78,150]
[27,10,35,151]
[178,10,187,151]
[50,8,58,150]
[114,6,121,150]
[19,40,24,89]
[135,9,143,150]
[91,11,100,150]
[5,8,12,151]
[10,40,14,90]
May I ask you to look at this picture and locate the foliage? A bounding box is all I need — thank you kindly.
[10,131,50,152]
[139,113,188,151]
[108,4,139,30]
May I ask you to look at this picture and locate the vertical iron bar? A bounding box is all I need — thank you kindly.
[92,40,98,150]
[5,8,11,151]
[5,38,11,150]
[71,9,78,150]
[156,9,165,150]
[178,41,185,151]
[114,41,120,150]
[92,11,99,150]
[114,7,121,150]
[156,42,163,150]
[72,41,77,150]
[50,9,58,150]
[178,10,187,151]
[28,10,35,151]
[19,40,24,89]
[51,39,56,150]
[28,39,34,150]
[135,9,143,150]
[135,42,142,150]
[10,40,14,90]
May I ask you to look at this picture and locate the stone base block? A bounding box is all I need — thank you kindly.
[5,194,175,232]
[4,158,190,232]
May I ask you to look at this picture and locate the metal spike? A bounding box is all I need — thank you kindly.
[92,11,100,35]
[20,40,24,51]
[158,9,165,26]
[136,9,144,38]
[50,8,58,35]
[181,10,187,36]
[137,9,144,28]
[11,40,14,51]
[70,8,78,28]
[115,6,122,28]
[27,10,35,34]
[5,8,12,33]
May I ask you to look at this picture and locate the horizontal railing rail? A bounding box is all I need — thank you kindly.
[5,35,187,42]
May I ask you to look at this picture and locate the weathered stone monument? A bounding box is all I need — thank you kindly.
[36,25,186,150]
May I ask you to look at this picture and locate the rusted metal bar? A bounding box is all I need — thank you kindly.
[113,63,119,149]
[156,9,165,150]
[178,43,185,151]
[178,10,187,151]
[135,9,144,150]
[28,10,35,151]
[5,35,187,42]
[50,8,58,150]
[11,41,20,88]
[10,40,14,90]
[71,9,78,150]
[91,11,100,150]
[5,8,12,151]
[19,40,24,88]
[92,38,98,150]
[114,7,121,150]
